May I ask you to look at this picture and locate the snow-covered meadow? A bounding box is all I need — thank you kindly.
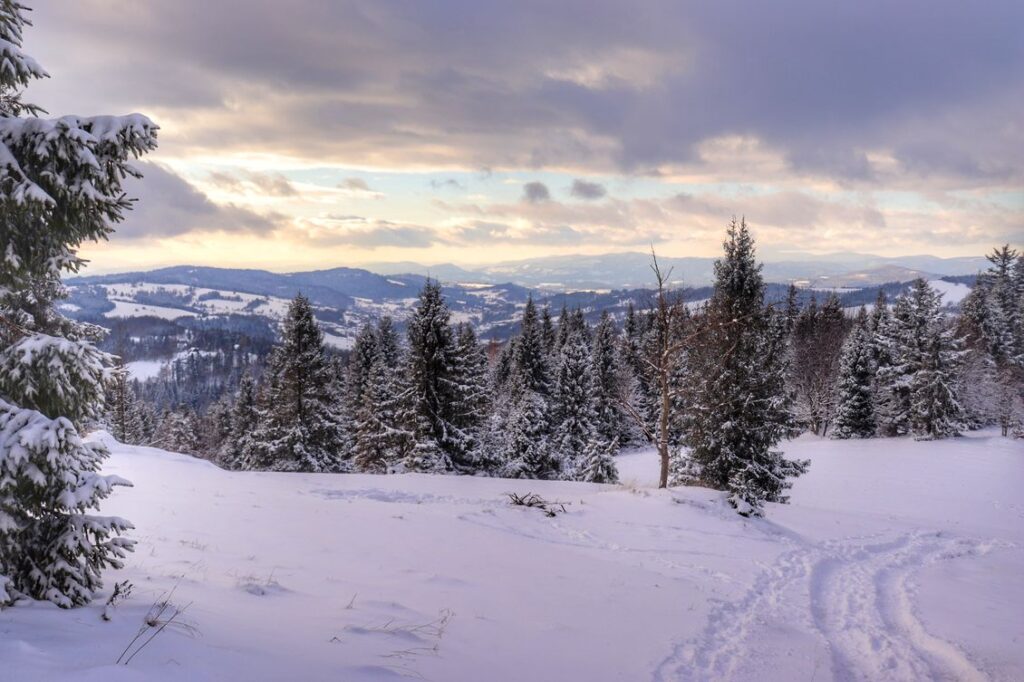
[2,431,1021,681]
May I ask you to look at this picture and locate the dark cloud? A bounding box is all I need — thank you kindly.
[118,162,282,239]
[570,179,607,200]
[26,1,1023,187]
[523,181,551,203]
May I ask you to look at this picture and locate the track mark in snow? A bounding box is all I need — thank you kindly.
[655,532,998,682]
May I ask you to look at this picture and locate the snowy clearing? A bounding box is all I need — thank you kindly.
[1,431,1021,682]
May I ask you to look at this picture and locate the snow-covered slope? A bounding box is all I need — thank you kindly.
[2,433,1021,681]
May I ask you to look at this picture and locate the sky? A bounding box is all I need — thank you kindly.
[25,1,1024,272]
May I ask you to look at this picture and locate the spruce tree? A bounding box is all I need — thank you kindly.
[353,351,408,473]
[578,438,619,484]
[904,280,965,439]
[499,375,556,479]
[550,331,599,477]
[345,322,378,429]
[106,360,144,445]
[0,2,156,608]
[676,219,806,516]
[591,310,625,445]
[512,295,551,395]
[400,280,467,472]
[219,373,259,470]
[154,407,199,455]
[250,295,346,472]
[832,308,876,439]
[449,323,489,469]
[874,292,914,436]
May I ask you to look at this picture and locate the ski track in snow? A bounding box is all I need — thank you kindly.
[654,531,1008,682]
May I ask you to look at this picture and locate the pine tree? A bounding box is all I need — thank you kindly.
[832,307,876,439]
[874,292,914,436]
[105,360,144,445]
[352,317,411,473]
[904,280,964,440]
[550,331,598,478]
[199,394,234,458]
[219,372,259,470]
[0,2,156,608]
[153,407,199,455]
[344,322,378,430]
[499,375,555,479]
[448,323,489,469]
[591,310,625,445]
[353,352,408,473]
[512,295,551,395]
[676,219,806,516]
[578,438,619,484]
[400,280,467,472]
[540,306,556,358]
[249,295,346,472]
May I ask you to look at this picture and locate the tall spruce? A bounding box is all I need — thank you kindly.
[550,329,599,478]
[250,295,346,472]
[904,280,965,439]
[591,310,625,444]
[676,219,806,516]
[0,2,157,608]
[400,280,471,472]
[353,318,410,473]
[832,307,876,438]
[219,372,259,470]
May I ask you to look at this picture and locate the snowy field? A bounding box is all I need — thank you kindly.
[2,432,1021,682]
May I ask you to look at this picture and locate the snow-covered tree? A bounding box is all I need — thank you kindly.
[448,323,489,469]
[105,360,145,445]
[550,330,599,477]
[590,310,626,445]
[249,295,346,472]
[153,407,199,455]
[675,219,806,515]
[0,2,156,608]
[578,437,619,484]
[344,322,378,428]
[399,280,469,472]
[832,307,876,439]
[499,375,556,479]
[790,293,848,435]
[352,317,410,473]
[873,293,913,436]
[218,372,259,470]
[904,281,965,440]
[512,295,552,396]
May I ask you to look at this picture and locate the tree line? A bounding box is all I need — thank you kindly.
[111,223,1024,517]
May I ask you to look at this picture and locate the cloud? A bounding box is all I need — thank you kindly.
[30,0,1023,189]
[570,179,607,200]
[311,216,439,248]
[207,170,296,196]
[117,162,283,239]
[338,177,371,191]
[430,178,466,191]
[523,181,551,203]
[24,1,1023,263]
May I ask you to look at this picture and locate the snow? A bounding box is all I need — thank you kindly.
[104,301,197,321]
[124,360,166,381]
[929,279,972,306]
[2,431,1021,681]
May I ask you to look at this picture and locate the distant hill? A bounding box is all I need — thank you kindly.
[359,251,987,289]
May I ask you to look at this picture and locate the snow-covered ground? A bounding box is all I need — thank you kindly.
[2,432,1021,681]
[929,279,972,307]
